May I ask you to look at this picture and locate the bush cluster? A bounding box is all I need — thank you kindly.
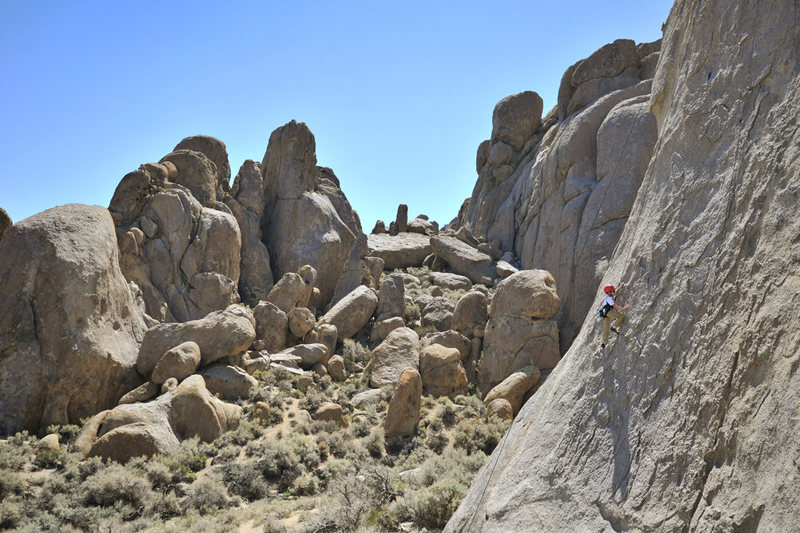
[0,307,516,532]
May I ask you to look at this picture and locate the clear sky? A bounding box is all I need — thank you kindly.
[0,1,673,230]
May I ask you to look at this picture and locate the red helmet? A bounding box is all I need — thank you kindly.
[604,285,615,294]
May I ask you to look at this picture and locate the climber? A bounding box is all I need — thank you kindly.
[600,282,628,349]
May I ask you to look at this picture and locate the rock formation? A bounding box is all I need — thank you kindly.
[447,1,800,531]
[0,207,11,241]
[76,375,241,463]
[260,120,366,308]
[109,162,242,322]
[459,38,660,350]
[478,270,560,395]
[0,205,146,434]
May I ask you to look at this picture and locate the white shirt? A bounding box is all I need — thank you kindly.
[605,295,615,307]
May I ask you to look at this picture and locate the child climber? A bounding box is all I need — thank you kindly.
[600,282,628,349]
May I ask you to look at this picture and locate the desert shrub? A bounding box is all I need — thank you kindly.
[210,444,240,468]
[322,429,356,459]
[315,374,334,392]
[299,388,324,412]
[435,399,459,427]
[258,366,294,390]
[342,339,372,368]
[261,519,289,533]
[288,434,321,469]
[33,447,61,470]
[385,435,408,455]
[441,287,468,305]
[216,418,264,448]
[290,472,318,496]
[452,416,509,455]
[310,419,339,435]
[145,490,181,520]
[81,463,152,508]
[141,460,174,492]
[0,432,34,470]
[314,465,401,531]
[0,470,24,500]
[404,302,421,323]
[77,455,105,480]
[174,438,211,472]
[389,477,464,529]
[181,473,230,514]
[412,324,437,338]
[37,471,77,513]
[363,427,385,458]
[424,416,444,433]
[425,431,448,454]
[455,394,486,418]
[349,417,372,439]
[256,440,302,492]
[0,500,21,530]
[389,448,486,529]
[46,423,81,445]
[222,461,269,502]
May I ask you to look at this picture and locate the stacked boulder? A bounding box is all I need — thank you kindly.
[108,139,243,322]
[76,375,242,464]
[478,269,560,397]
[260,121,367,309]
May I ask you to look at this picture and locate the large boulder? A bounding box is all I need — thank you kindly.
[384,369,422,439]
[490,269,560,320]
[173,135,232,196]
[266,272,306,313]
[429,272,472,291]
[430,235,498,286]
[287,307,316,338]
[370,327,420,388]
[421,296,456,332]
[225,159,273,304]
[460,38,657,353]
[482,365,541,415]
[479,317,559,396]
[419,344,468,398]
[198,364,258,401]
[375,273,406,322]
[371,316,406,344]
[366,232,433,269]
[491,91,544,150]
[78,375,241,463]
[279,343,329,368]
[253,300,288,353]
[160,149,218,207]
[137,304,256,378]
[151,341,201,385]
[260,121,366,308]
[422,330,472,363]
[451,290,489,338]
[0,205,146,434]
[318,285,378,339]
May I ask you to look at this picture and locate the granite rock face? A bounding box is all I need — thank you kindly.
[109,162,242,322]
[461,38,660,351]
[260,120,366,309]
[448,2,800,531]
[0,205,146,434]
[0,207,11,241]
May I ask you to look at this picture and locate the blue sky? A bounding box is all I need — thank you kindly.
[0,1,672,230]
